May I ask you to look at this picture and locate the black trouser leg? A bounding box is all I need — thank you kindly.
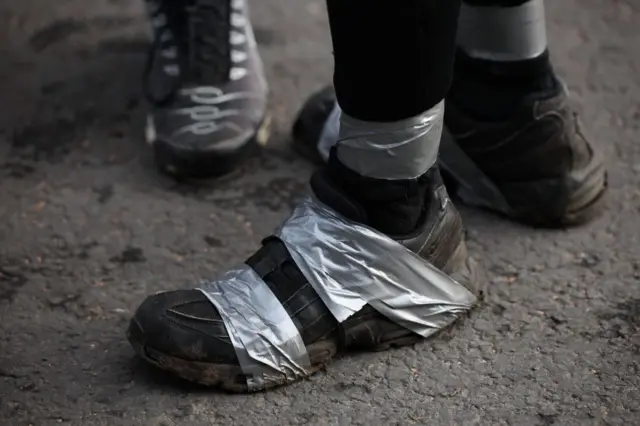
[326,0,461,122]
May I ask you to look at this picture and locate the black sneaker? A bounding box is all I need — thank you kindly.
[144,0,269,178]
[292,83,607,227]
[127,164,478,392]
[441,80,607,227]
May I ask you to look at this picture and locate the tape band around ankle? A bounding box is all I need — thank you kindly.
[458,0,547,61]
[335,101,444,180]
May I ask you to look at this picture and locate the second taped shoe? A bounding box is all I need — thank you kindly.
[442,0,607,226]
[293,0,607,227]
[143,0,269,178]
[291,82,607,227]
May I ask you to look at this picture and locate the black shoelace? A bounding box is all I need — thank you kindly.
[144,0,232,102]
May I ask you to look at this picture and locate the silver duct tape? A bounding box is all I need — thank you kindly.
[197,264,311,391]
[317,101,341,162]
[458,0,547,61]
[276,197,477,337]
[336,101,444,180]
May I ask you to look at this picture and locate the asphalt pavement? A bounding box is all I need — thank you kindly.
[1,0,639,425]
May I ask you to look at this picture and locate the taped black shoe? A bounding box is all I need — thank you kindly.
[127,164,478,392]
[144,0,269,178]
[292,84,607,227]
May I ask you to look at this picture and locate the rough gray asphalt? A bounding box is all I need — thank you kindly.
[1,0,639,425]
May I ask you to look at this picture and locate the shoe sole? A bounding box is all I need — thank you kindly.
[437,128,607,228]
[146,114,272,180]
[126,239,478,393]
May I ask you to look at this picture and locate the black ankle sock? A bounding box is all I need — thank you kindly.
[310,150,432,236]
[449,48,559,121]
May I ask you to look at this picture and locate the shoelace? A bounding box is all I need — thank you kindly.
[144,0,232,102]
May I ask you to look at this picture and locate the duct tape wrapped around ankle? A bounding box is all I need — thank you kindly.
[197,265,311,391]
[276,196,477,335]
[458,0,547,61]
[335,101,444,180]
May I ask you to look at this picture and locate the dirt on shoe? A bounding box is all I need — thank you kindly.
[127,167,479,392]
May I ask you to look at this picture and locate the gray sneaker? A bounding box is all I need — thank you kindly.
[144,0,270,178]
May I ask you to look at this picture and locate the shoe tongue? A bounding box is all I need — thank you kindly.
[310,154,432,236]
[310,170,369,225]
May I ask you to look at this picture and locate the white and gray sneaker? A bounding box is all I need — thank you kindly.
[144,0,270,178]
